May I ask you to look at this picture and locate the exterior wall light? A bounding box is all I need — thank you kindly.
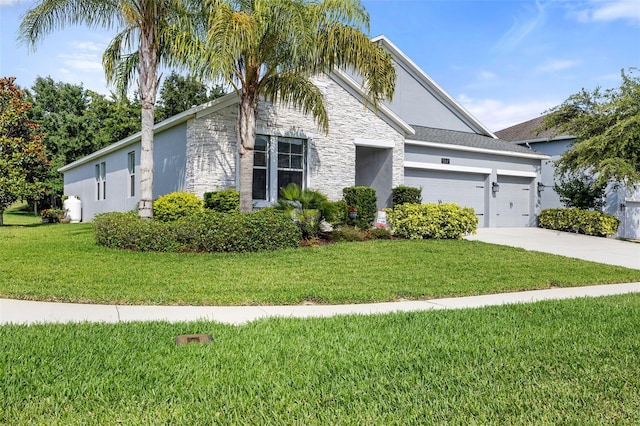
[537,182,545,193]
[492,182,500,193]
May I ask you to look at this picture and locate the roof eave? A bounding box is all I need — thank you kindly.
[58,93,240,173]
[405,139,551,160]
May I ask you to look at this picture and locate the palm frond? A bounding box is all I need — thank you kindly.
[262,71,329,134]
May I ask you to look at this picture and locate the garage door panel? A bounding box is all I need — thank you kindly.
[405,169,486,221]
[622,201,640,239]
[497,175,532,227]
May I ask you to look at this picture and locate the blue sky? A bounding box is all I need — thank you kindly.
[1,0,639,131]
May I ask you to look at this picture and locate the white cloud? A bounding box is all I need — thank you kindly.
[59,52,103,72]
[536,59,580,73]
[458,94,559,132]
[575,0,640,24]
[70,41,105,52]
[494,0,548,52]
[479,70,497,80]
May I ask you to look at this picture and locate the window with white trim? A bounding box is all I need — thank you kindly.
[127,151,135,197]
[95,161,106,200]
[252,135,306,203]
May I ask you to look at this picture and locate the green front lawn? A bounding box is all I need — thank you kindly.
[1,223,639,305]
[2,294,640,424]
[1,202,41,226]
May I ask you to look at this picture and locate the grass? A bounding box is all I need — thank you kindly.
[2,202,41,226]
[1,222,640,305]
[2,294,640,424]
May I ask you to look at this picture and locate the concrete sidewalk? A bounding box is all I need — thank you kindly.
[2,282,640,326]
[467,227,640,270]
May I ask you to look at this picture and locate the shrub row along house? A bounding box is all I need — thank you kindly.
[496,116,640,239]
[60,36,549,227]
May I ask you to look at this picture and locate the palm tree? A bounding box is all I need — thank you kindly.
[180,0,396,212]
[19,0,192,219]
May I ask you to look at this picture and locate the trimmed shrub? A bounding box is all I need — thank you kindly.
[41,208,66,223]
[204,189,240,213]
[324,200,348,226]
[366,226,393,240]
[329,226,366,242]
[94,209,301,253]
[153,191,203,222]
[539,208,620,237]
[343,186,377,229]
[387,203,478,240]
[392,185,422,206]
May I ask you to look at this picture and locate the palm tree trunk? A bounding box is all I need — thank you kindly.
[238,93,258,212]
[137,19,159,220]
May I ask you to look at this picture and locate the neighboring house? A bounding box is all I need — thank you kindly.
[60,35,548,228]
[496,115,640,239]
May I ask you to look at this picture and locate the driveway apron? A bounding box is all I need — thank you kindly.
[467,227,640,270]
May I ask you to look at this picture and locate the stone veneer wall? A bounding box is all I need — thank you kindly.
[185,74,405,202]
[184,103,238,198]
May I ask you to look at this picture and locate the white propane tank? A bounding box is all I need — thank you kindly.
[63,195,82,223]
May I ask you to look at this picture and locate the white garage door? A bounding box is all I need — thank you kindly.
[404,169,487,224]
[622,201,640,239]
[497,175,532,227]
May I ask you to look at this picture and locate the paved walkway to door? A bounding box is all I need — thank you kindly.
[466,227,640,270]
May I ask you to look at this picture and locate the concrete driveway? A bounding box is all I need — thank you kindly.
[467,227,640,270]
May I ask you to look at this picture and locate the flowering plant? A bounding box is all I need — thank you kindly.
[347,205,358,212]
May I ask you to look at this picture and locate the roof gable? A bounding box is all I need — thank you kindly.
[371,35,497,138]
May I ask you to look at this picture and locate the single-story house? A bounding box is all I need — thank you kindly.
[496,115,640,239]
[60,35,549,228]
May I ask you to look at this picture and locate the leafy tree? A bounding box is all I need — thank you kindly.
[178,0,396,211]
[156,71,226,122]
[542,68,640,187]
[20,0,193,219]
[0,77,49,226]
[25,76,140,208]
[553,173,606,210]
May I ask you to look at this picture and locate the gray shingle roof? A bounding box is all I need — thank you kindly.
[409,126,540,155]
[495,115,570,142]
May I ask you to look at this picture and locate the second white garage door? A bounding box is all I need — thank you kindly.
[496,175,532,227]
[404,169,487,225]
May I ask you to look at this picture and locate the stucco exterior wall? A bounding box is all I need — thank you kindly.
[63,144,139,221]
[386,60,475,132]
[62,123,188,221]
[153,124,189,196]
[405,143,541,173]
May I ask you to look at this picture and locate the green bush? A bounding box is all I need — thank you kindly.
[41,208,66,223]
[153,191,203,222]
[392,185,422,206]
[94,209,301,253]
[329,226,366,242]
[324,200,348,226]
[387,203,478,240]
[343,186,377,229]
[276,184,334,238]
[366,226,393,240]
[203,189,240,213]
[539,208,620,237]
